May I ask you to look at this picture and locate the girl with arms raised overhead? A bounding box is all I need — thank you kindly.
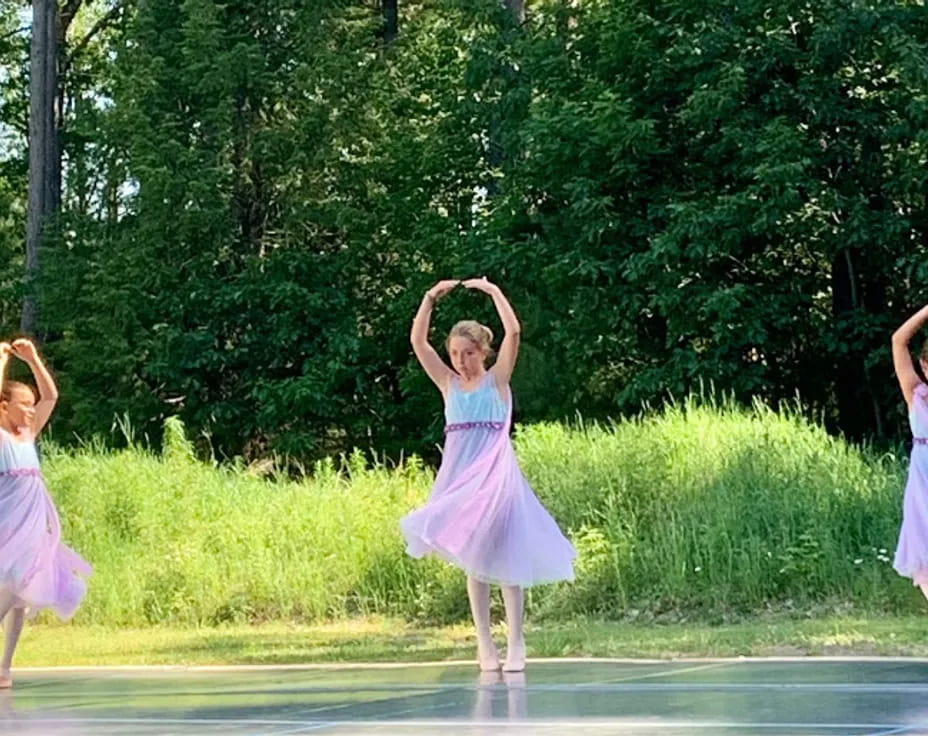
[401,279,575,672]
[0,339,91,688]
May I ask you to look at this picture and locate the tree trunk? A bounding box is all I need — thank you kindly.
[23,0,60,335]
[831,247,886,440]
[382,0,398,43]
[831,250,860,439]
[503,0,524,24]
[484,0,525,198]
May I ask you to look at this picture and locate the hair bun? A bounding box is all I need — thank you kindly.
[446,320,496,359]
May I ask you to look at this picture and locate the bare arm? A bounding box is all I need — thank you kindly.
[0,343,10,400]
[462,278,521,385]
[411,280,459,392]
[892,305,928,407]
[13,339,58,435]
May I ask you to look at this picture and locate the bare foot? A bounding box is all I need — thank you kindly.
[502,641,525,672]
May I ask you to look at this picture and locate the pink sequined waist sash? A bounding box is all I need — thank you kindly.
[0,468,42,478]
[445,421,506,433]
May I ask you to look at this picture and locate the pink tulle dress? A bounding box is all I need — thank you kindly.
[401,371,576,587]
[0,428,91,619]
[894,383,928,586]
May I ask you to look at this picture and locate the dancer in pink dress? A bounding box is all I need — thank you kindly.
[0,339,92,688]
[401,278,576,672]
[892,305,928,592]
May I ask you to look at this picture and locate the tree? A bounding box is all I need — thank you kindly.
[382,0,397,43]
[22,0,928,459]
[23,0,57,334]
[23,0,122,335]
[489,0,928,439]
[0,5,28,330]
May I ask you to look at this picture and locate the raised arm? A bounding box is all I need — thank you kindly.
[12,339,58,436]
[0,342,10,399]
[411,280,459,392]
[462,278,521,384]
[892,305,928,407]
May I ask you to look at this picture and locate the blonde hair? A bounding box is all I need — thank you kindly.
[0,381,36,403]
[446,320,495,358]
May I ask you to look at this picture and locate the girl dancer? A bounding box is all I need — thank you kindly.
[892,305,928,594]
[0,339,92,688]
[401,278,576,672]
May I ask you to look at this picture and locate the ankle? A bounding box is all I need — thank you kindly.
[477,638,498,654]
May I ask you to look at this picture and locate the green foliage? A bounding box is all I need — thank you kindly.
[486,0,928,441]
[6,0,924,460]
[47,403,914,627]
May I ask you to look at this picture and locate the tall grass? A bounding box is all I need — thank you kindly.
[44,399,912,627]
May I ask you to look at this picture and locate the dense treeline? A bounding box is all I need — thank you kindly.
[1,0,927,460]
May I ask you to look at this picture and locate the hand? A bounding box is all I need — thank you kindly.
[11,339,39,364]
[427,280,460,301]
[0,343,11,361]
[461,277,498,294]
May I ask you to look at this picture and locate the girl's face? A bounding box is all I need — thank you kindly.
[448,336,486,380]
[0,386,35,433]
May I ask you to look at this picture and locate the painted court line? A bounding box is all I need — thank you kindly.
[293,692,458,719]
[530,682,928,692]
[253,723,338,736]
[13,681,928,699]
[367,699,468,720]
[591,661,731,685]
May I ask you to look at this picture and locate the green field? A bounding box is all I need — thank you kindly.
[41,397,919,628]
[17,615,928,667]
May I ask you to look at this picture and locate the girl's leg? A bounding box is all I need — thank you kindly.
[0,607,23,687]
[0,592,19,688]
[467,576,499,670]
[919,583,928,603]
[501,585,525,672]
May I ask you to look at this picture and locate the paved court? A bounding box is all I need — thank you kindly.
[1,658,928,734]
